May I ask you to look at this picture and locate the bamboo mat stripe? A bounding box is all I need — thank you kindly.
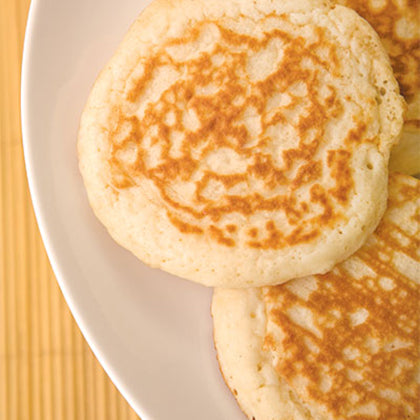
[0,1,139,419]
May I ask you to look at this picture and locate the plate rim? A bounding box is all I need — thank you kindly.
[20,1,150,418]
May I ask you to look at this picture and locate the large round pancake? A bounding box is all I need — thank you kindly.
[213,173,420,418]
[335,0,420,175]
[78,0,404,287]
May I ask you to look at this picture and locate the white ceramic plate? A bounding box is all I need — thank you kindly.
[21,1,244,418]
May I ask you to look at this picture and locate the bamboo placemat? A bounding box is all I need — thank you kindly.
[0,1,139,419]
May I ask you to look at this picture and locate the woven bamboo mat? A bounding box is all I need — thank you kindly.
[0,1,139,418]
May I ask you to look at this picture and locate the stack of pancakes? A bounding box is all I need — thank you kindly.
[78,0,419,418]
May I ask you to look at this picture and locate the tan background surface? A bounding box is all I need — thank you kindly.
[0,1,139,418]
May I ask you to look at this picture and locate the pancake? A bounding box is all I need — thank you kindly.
[336,0,420,175]
[78,0,404,287]
[212,173,420,419]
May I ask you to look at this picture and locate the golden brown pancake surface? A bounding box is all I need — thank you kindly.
[339,0,419,128]
[263,173,420,418]
[212,173,420,419]
[337,0,420,175]
[110,19,367,250]
[78,0,404,286]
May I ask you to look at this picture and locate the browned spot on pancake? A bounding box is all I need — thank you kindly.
[226,224,237,233]
[263,174,420,418]
[291,161,322,190]
[310,184,335,224]
[327,150,354,203]
[248,222,320,249]
[388,181,420,208]
[108,17,379,248]
[266,221,276,231]
[249,155,288,189]
[263,333,277,352]
[209,225,235,247]
[287,226,320,245]
[167,213,203,234]
[344,123,367,144]
[301,202,309,213]
[195,172,247,203]
[247,228,259,238]
[338,0,420,124]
